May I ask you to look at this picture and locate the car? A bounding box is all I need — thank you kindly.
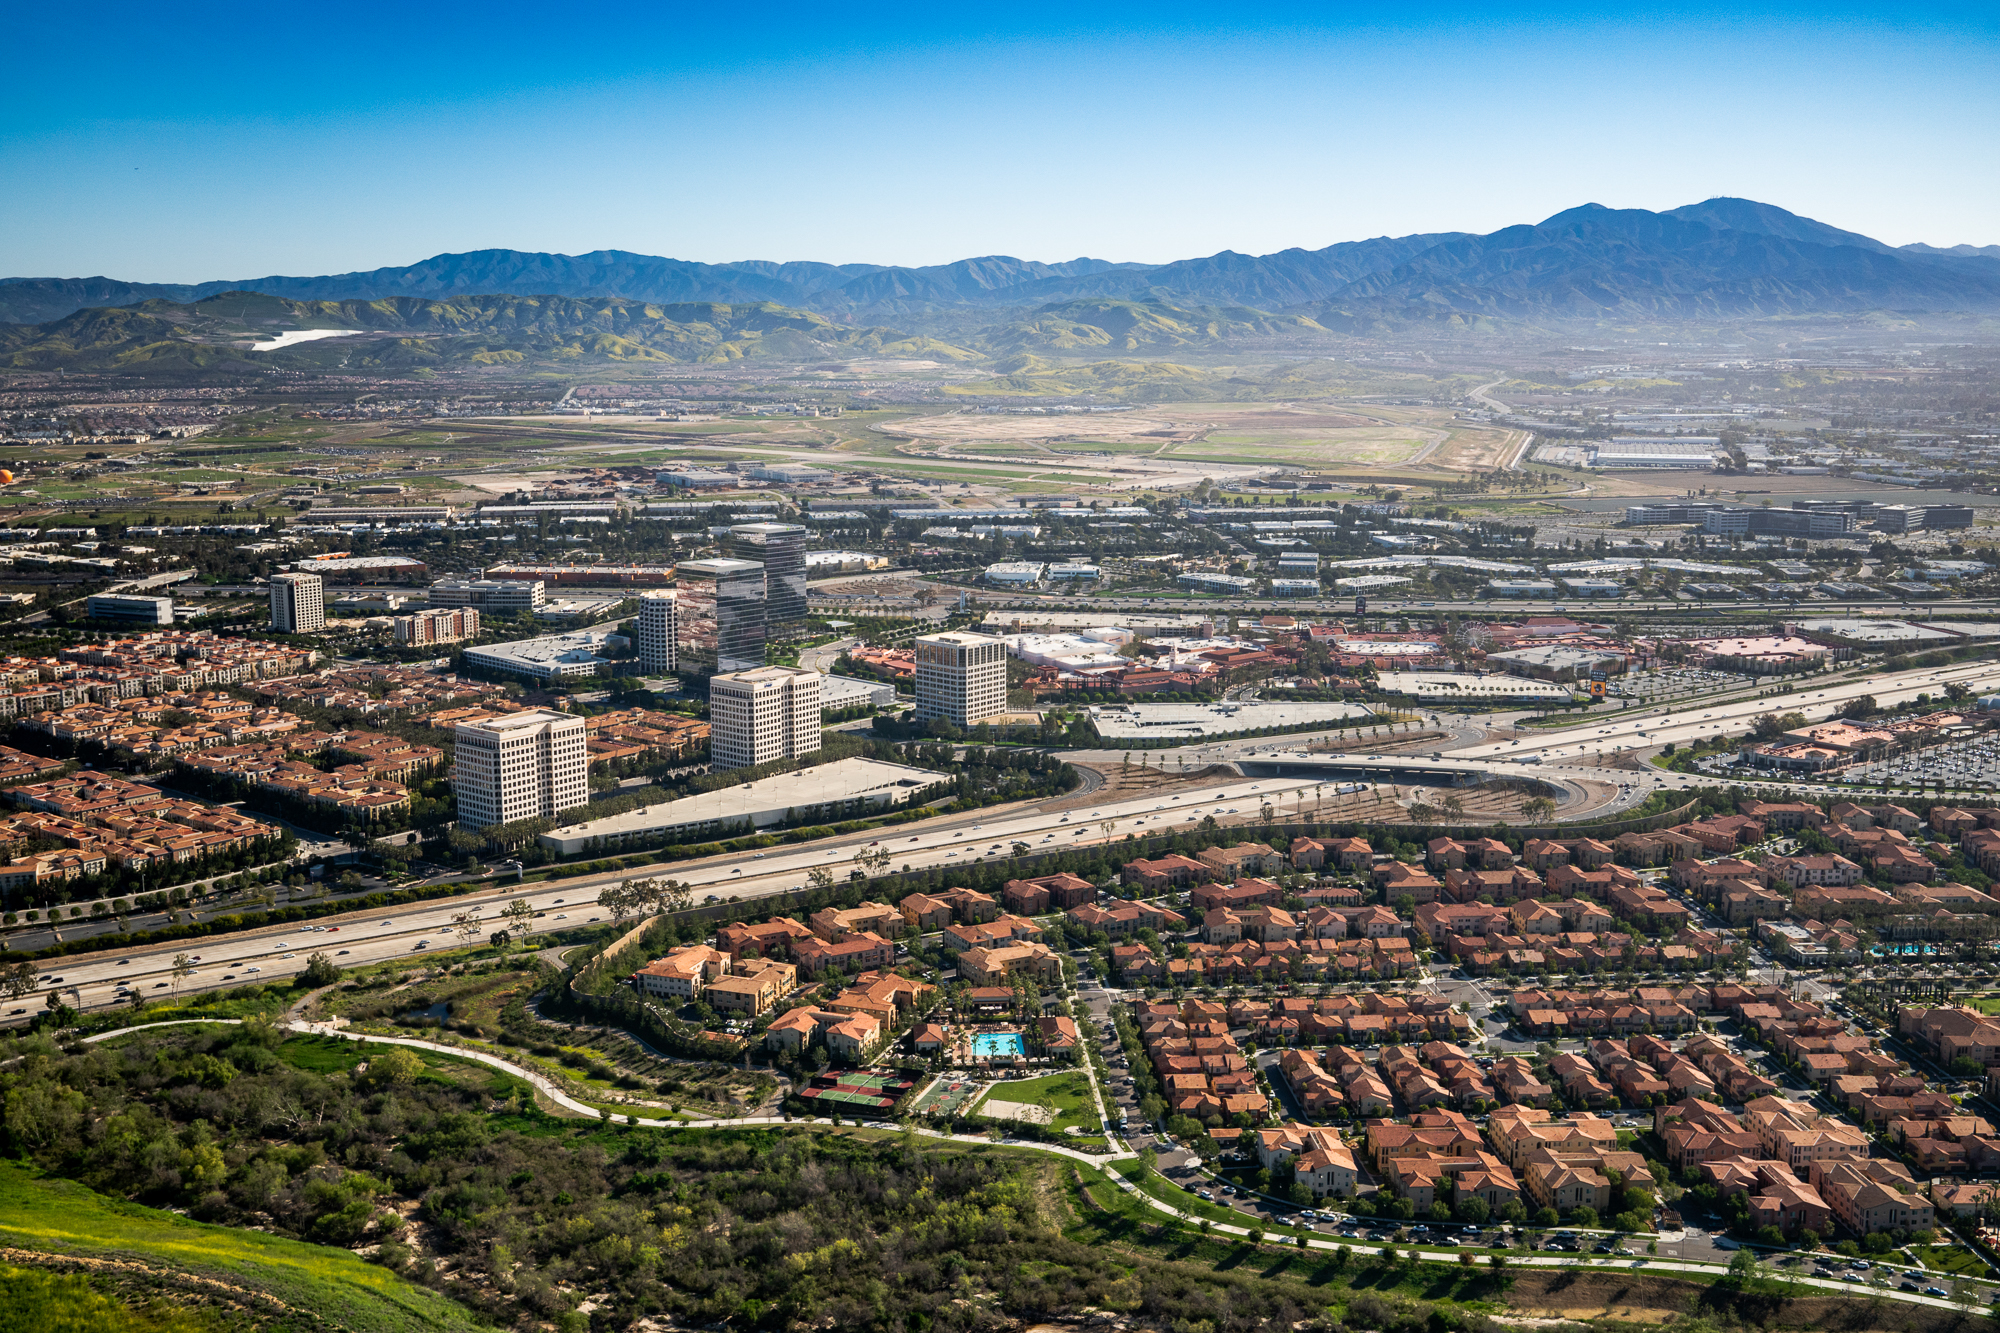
[1851,1260,1871,1270]
[1928,1287,1950,1297]
[412,943,426,951]
[1900,1282,1921,1293]
[731,868,742,874]
[753,852,765,859]
[246,966,261,973]
[556,914,568,919]
[337,950,350,955]
[282,953,295,960]
[117,959,130,965]
[154,982,168,988]
[223,974,237,980]
[327,926,338,932]
[910,836,920,842]
[380,920,392,925]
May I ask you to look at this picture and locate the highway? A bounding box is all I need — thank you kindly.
[9,771,1323,1021]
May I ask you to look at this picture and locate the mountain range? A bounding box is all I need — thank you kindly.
[4,198,1999,373]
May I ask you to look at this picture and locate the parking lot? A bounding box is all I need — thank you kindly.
[1851,732,2000,793]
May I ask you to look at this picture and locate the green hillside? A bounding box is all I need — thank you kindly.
[0,291,981,371]
[0,1163,490,1333]
[974,296,1333,355]
[944,355,1224,400]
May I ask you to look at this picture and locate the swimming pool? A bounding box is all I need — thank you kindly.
[970,1031,1026,1058]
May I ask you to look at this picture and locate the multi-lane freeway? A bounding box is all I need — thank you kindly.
[11,772,1325,1020]
[21,648,2000,1023]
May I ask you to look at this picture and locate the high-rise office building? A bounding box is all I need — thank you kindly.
[269,572,326,634]
[728,522,808,631]
[708,665,822,769]
[914,631,1008,728]
[635,592,678,673]
[452,709,589,829]
[674,557,765,671]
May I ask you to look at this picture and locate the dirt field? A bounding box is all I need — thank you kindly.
[1505,1269,1986,1333]
[874,408,1221,444]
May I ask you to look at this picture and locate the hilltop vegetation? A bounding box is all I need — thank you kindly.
[0,292,979,372]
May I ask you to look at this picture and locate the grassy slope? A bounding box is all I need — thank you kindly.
[0,1163,491,1333]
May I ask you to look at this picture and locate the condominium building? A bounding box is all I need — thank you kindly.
[269,572,326,634]
[708,665,822,769]
[675,557,765,671]
[393,606,480,646]
[728,522,808,631]
[451,709,589,829]
[635,592,678,674]
[914,631,1008,728]
[426,578,546,612]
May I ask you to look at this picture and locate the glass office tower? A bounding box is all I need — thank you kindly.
[728,522,808,631]
[674,557,766,671]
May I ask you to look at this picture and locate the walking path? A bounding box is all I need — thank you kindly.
[65,1015,1991,1317]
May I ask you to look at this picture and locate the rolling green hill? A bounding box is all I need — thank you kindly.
[0,1163,490,1333]
[973,296,1333,355]
[0,291,981,371]
[943,355,1224,400]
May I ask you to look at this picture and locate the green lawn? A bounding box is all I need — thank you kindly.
[973,1072,1102,1132]
[1913,1242,1993,1277]
[0,1163,491,1333]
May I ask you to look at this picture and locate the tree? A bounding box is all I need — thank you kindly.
[363,1046,421,1088]
[3,960,34,1000]
[807,866,835,893]
[302,951,340,987]
[490,930,512,949]
[171,952,195,997]
[451,908,483,946]
[502,897,535,940]
[1727,1249,1758,1283]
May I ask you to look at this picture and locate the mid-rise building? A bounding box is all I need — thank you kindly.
[426,578,546,612]
[727,523,808,631]
[269,572,326,634]
[675,557,766,671]
[452,709,589,829]
[635,592,678,674]
[85,594,175,626]
[914,631,1008,728]
[393,606,480,646]
[709,665,822,769]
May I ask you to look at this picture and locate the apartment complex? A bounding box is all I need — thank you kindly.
[635,592,678,674]
[913,630,1008,728]
[708,665,821,769]
[269,572,325,634]
[393,606,480,646]
[728,522,808,630]
[451,708,589,829]
[675,557,765,671]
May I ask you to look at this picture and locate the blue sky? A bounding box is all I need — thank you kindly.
[4,2,1996,280]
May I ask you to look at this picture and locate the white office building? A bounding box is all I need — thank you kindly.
[914,631,1008,728]
[85,594,175,626]
[636,592,678,673]
[452,709,590,830]
[709,665,822,769]
[427,578,547,612]
[269,572,326,634]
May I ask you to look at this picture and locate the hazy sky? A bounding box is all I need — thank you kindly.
[5,1,1996,280]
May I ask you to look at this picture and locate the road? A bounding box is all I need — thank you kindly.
[7,770,1322,1021]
